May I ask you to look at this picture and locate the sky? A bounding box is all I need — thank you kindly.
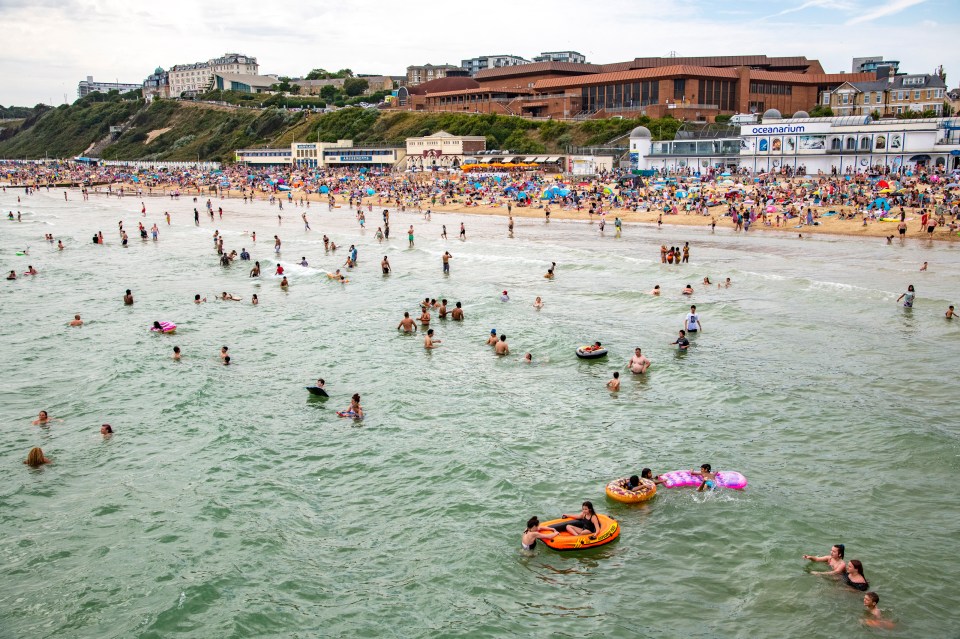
[0,0,958,107]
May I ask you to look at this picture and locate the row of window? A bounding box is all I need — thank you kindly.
[749,82,793,96]
[241,151,291,157]
[581,81,660,111]
[323,150,395,156]
[698,79,737,111]
[826,88,945,104]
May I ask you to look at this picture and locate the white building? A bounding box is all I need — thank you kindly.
[632,111,960,174]
[460,54,530,77]
[169,53,259,97]
[237,140,404,169]
[405,130,486,169]
[77,76,141,98]
[534,51,587,64]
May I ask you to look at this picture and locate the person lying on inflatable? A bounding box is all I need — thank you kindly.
[583,341,603,352]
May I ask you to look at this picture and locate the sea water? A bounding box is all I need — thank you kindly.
[1,189,958,638]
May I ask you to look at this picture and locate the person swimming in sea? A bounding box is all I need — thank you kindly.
[521,516,558,550]
[691,464,716,491]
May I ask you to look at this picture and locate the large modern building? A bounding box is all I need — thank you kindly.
[533,51,587,64]
[461,54,530,77]
[211,73,279,94]
[632,112,960,173]
[404,55,877,122]
[168,53,259,97]
[852,56,900,75]
[77,76,141,98]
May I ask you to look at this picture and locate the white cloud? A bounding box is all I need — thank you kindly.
[846,0,928,24]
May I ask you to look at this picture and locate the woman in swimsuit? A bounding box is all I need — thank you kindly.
[521,516,558,550]
[342,393,363,419]
[842,559,869,591]
[803,544,846,575]
[559,501,601,537]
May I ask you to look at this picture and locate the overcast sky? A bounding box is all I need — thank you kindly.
[0,0,957,107]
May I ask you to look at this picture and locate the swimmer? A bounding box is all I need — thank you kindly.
[684,305,702,333]
[639,468,666,486]
[947,305,955,319]
[315,378,325,390]
[219,346,229,360]
[342,393,364,419]
[397,312,417,333]
[606,371,620,391]
[583,341,603,352]
[338,275,348,284]
[486,329,498,345]
[6,270,16,280]
[172,346,181,360]
[24,265,37,275]
[442,251,452,273]
[100,424,113,437]
[500,290,509,302]
[251,294,258,306]
[885,235,894,244]
[32,410,56,425]
[250,262,261,277]
[300,257,309,267]
[280,276,289,289]
[495,333,509,355]
[437,299,448,318]
[194,294,207,304]
[682,284,694,296]
[842,560,869,592]
[862,592,894,629]
[123,289,134,305]
[671,329,690,350]
[275,264,285,276]
[69,314,83,327]
[451,302,464,321]
[24,447,52,467]
[628,347,651,374]
[703,277,711,285]
[381,256,391,274]
[804,544,846,575]
[327,269,341,279]
[719,277,731,288]
[419,308,431,325]
[691,464,716,491]
[424,328,441,349]
[920,261,927,271]
[521,516,558,550]
[223,355,231,366]
[896,285,915,308]
[649,285,661,296]
[523,353,532,363]
[544,268,554,279]
[533,296,544,309]
[218,292,241,301]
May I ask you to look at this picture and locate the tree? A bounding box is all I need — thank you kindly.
[869,110,881,121]
[319,84,338,100]
[306,68,330,80]
[343,78,369,97]
[808,105,833,117]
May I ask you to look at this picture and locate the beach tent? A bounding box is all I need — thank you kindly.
[867,197,891,211]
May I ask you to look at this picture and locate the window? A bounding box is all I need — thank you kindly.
[914,90,921,99]
[823,93,830,105]
[926,90,932,99]
[674,79,686,100]
[860,137,871,150]
[842,94,849,104]
[875,93,882,104]
[831,138,841,150]
[846,137,857,150]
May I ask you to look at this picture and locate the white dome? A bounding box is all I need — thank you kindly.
[629,126,652,139]
[793,110,810,119]
[762,108,782,120]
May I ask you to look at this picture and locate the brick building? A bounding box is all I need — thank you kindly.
[823,74,947,117]
[404,55,875,122]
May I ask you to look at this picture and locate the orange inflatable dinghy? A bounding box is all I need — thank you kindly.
[539,514,620,551]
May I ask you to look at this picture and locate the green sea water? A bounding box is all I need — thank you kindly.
[1,188,958,638]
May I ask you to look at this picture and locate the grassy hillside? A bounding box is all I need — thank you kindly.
[0,99,683,163]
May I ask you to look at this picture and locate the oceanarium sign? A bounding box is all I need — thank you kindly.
[742,123,832,136]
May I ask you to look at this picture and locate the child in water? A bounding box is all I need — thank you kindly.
[521,516,558,551]
[691,464,717,492]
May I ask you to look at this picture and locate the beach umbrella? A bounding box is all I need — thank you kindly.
[765,205,777,213]
[319,185,329,193]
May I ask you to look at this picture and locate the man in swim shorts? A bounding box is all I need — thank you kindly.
[397,312,417,333]
[451,302,464,321]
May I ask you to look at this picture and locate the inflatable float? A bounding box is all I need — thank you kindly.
[576,346,608,359]
[539,514,620,551]
[658,469,747,490]
[306,386,328,397]
[337,410,363,420]
[605,477,657,503]
[150,321,177,334]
